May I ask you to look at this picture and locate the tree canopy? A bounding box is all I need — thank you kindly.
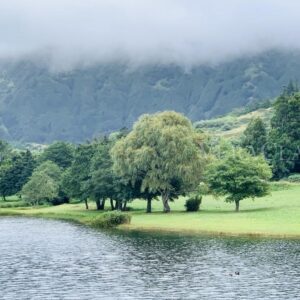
[111,111,206,212]
[205,149,272,211]
[241,117,267,155]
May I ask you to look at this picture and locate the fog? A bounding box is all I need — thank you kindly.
[1,0,300,70]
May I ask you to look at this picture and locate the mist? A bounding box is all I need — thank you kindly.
[1,0,300,70]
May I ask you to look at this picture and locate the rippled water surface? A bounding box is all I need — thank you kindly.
[0,217,299,299]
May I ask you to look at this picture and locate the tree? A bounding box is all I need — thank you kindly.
[111,111,205,212]
[22,172,59,205]
[35,160,62,182]
[90,137,143,211]
[39,141,74,169]
[22,160,63,205]
[89,138,116,210]
[0,150,35,200]
[61,143,96,209]
[241,117,267,155]
[17,150,36,194]
[205,149,272,212]
[268,92,300,178]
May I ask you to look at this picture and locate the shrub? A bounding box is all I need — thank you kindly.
[50,196,69,206]
[287,174,300,183]
[91,211,131,228]
[185,196,202,212]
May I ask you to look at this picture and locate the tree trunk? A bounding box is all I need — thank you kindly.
[110,198,115,210]
[235,200,240,212]
[116,200,122,211]
[95,199,101,210]
[146,197,152,213]
[162,192,170,213]
[122,201,127,211]
[84,199,89,210]
[199,196,203,210]
[2,195,6,201]
[99,199,105,210]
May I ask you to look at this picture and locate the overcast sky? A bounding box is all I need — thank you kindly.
[1,0,300,70]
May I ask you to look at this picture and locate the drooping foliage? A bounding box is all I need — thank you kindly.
[111,111,206,212]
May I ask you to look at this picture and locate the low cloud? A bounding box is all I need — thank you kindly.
[1,0,300,70]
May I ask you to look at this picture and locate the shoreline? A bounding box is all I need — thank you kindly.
[1,209,300,240]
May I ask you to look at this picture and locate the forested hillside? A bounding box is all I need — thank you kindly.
[0,50,300,143]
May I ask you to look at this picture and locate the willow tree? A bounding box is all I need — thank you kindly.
[111,111,205,212]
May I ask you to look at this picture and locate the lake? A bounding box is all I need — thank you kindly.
[0,217,299,299]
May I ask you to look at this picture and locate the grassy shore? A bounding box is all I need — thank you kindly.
[0,184,299,238]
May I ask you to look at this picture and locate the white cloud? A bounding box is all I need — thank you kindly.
[0,0,300,70]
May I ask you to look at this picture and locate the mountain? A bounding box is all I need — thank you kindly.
[0,50,300,143]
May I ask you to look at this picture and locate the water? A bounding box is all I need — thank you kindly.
[0,217,299,300]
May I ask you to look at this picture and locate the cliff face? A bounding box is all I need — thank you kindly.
[0,50,299,143]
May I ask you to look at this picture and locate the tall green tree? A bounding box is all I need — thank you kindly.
[241,117,267,155]
[268,92,300,178]
[111,111,205,212]
[206,149,272,212]
[89,138,116,210]
[0,150,35,200]
[61,143,96,209]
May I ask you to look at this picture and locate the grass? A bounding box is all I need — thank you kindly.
[0,184,299,238]
[195,107,273,139]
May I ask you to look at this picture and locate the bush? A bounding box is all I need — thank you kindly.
[91,211,131,228]
[185,196,202,212]
[287,174,300,183]
[50,196,70,206]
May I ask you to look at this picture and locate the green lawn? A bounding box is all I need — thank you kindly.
[0,184,299,238]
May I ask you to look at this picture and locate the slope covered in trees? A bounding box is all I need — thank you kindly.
[1,50,300,143]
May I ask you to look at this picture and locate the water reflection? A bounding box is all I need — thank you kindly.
[0,217,299,299]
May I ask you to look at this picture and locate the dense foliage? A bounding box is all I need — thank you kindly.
[206,149,272,211]
[185,196,202,212]
[0,89,299,213]
[268,91,300,178]
[241,117,267,155]
[111,111,206,212]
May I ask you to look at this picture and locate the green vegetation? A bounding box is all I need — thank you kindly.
[206,149,272,211]
[185,196,202,212]
[0,88,299,238]
[91,211,131,229]
[195,108,273,139]
[111,111,205,213]
[268,91,300,178]
[0,184,299,237]
[241,117,267,155]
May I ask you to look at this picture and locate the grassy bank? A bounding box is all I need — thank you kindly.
[0,184,299,238]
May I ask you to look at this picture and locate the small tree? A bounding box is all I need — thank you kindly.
[111,111,205,212]
[206,149,272,212]
[22,172,59,205]
[22,160,62,205]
